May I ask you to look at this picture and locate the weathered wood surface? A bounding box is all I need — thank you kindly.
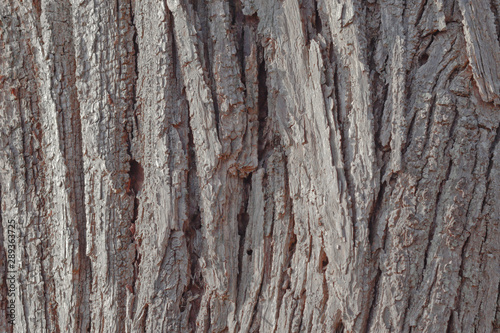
[1,0,499,332]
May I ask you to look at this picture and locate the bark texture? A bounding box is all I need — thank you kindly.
[1,0,500,332]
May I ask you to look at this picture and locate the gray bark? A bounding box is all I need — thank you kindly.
[1,0,500,332]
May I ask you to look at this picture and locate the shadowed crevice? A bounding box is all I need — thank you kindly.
[182,117,204,330]
[130,0,140,138]
[257,45,270,161]
[298,0,322,45]
[335,320,345,333]
[127,159,143,294]
[314,0,323,35]
[363,265,383,333]
[127,160,144,197]
[236,174,253,297]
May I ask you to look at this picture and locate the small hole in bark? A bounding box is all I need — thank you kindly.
[419,53,429,66]
[319,248,329,271]
[247,249,253,255]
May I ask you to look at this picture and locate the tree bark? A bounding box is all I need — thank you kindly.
[1,0,500,332]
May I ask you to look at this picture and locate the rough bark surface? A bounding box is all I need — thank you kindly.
[1,0,499,332]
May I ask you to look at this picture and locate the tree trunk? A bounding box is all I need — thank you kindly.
[1,0,500,332]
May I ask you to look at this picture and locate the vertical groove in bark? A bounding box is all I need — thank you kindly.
[256,46,268,162]
[48,0,92,328]
[236,174,251,297]
[183,124,203,332]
